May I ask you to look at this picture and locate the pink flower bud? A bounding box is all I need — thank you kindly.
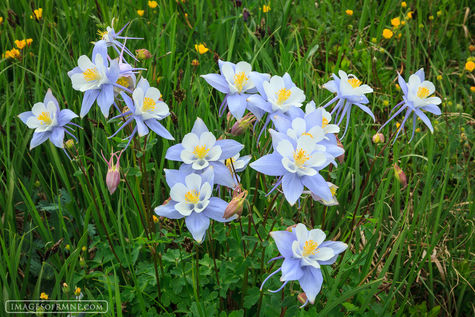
[297,292,308,305]
[372,132,385,144]
[393,164,407,188]
[135,48,151,60]
[230,113,256,136]
[286,224,297,232]
[101,150,123,194]
[223,186,248,219]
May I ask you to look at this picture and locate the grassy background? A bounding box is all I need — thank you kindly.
[0,0,473,316]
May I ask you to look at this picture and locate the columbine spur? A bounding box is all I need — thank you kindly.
[322,70,374,137]
[378,68,442,143]
[250,131,333,205]
[165,118,244,188]
[261,223,347,307]
[201,60,270,120]
[154,166,236,243]
[109,78,174,148]
[18,89,79,151]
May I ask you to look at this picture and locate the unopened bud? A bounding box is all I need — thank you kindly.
[74,287,81,296]
[286,224,298,232]
[79,256,86,268]
[102,150,123,194]
[372,133,385,144]
[62,283,70,293]
[191,59,200,66]
[135,48,151,60]
[393,164,407,188]
[336,136,345,163]
[223,187,248,219]
[230,113,256,136]
[297,292,308,305]
[65,139,75,149]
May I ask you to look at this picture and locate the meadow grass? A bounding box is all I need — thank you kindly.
[0,0,473,316]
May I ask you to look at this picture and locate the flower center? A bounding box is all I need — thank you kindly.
[38,112,52,125]
[142,97,156,112]
[97,30,108,40]
[83,68,100,82]
[330,186,337,196]
[301,132,313,138]
[417,87,430,98]
[348,78,362,88]
[302,240,319,257]
[185,190,200,204]
[234,72,248,93]
[293,148,310,167]
[322,117,329,128]
[193,145,210,159]
[276,88,291,104]
[116,77,129,88]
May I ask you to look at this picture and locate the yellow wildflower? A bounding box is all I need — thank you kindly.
[415,128,420,133]
[469,45,475,52]
[81,246,87,252]
[429,15,434,21]
[153,215,159,223]
[262,5,271,13]
[437,10,442,17]
[33,8,43,20]
[465,61,475,72]
[401,1,407,7]
[74,287,81,296]
[391,17,401,28]
[195,43,208,54]
[0,17,3,25]
[401,20,406,25]
[471,86,475,93]
[137,10,145,16]
[383,100,389,106]
[4,48,21,59]
[148,1,158,8]
[382,28,393,39]
[40,292,48,300]
[345,10,353,16]
[395,83,401,91]
[407,11,413,19]
[26,38,33,46]
[436,75,442,81]
[15,39,27,49]
[191,59,200,66]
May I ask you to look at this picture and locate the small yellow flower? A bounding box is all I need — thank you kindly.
[65,139,75,149]
[65,244,71,250]
[395,83,401,91]
[471,86,475,93]
[4,48,21,59]
[383,100,389,106]
[429,15,434,21]
[465,61,475,72]
[81,246,87,252]
[26,38,33,46]
[33,8,43,20]
[137,10,145,16]
[153,215,159,223]
[469,45,475,52]
[401,20,406,25]
[437,10,442,17]
[407,11,413,19]
[396,122,401,129]
[415,128,420,132]
[40,292,48,300]
[74,287,81,296]
[371,37,377,43]
[148,1,158,8]
[382,28,393,39]
[436,75,442,81]
[401,1,407,8]
[195,43,209,54]
[391,17,401,28]
[345,9,353,16]
[262,4,271,13]
[15,39,27,49]
[191,59,200,66]
[0,17,3,25]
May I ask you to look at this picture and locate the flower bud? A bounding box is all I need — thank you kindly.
[62,283,70,294]
[243,8,250,22]
[74,287,81,296]
[102,150,123,194]
[393,164,407,188]
[65,139,75,149]
[223,186,248,219]
[135,48,151,60]
[336,136,345,163]
[153,215,159,223]
[191,59,200,66]
[230,113,256,136]
[286,224,297,232]
[79,256,86,268]
[297,292,308,305]
[372,133,385,144]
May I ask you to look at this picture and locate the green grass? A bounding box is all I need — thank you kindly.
[0,0,473,316]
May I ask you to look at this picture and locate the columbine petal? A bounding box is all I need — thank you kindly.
[280,258,304,281]
[250,153,286,176]
[185,212,210,243]
[298,267,323,304]
[282,173,304,205]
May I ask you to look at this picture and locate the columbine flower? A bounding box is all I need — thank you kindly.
[68,41,120,118]
[155,167,236,243]
[322,70,374,137]
[109,78,174,148]
[101,150,123,194]
[378,68,442,143]
[201,60,270,120]
[165,118,244,187]
[250,131,333,205]
[18,89,79,151]
[307,182,338,206]
[261,223,347,307]
[97,20,141,60]
[222,153,251,187]
[247,73,306,139]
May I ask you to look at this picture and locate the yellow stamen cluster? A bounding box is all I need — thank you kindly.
[185,190,200,204]
[322,117,329,128]
[276,88,291,104]
[234,72,248,92]
[417,87,430,98]
[97,29,108,39]
[348,78,362,88]
[302,240,319,257]
[116,77,129,88]
[330,186,337,196]
[38,112,52,125]
[293,149,310,167]
[193,145,210,159]
[142,97,156,112]
[301,132,313,138]
[83,68,100,82]
[225,157,236,173]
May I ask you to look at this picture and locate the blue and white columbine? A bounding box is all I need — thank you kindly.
[261,223,347,307]
[201,60,270,120]
[165,118,244,188]
[18,89,79,150]
[322,70,374,137]
[378,68,442,143]
[155,167,236,243]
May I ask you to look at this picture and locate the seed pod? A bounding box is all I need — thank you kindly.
[393,164,407,188]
